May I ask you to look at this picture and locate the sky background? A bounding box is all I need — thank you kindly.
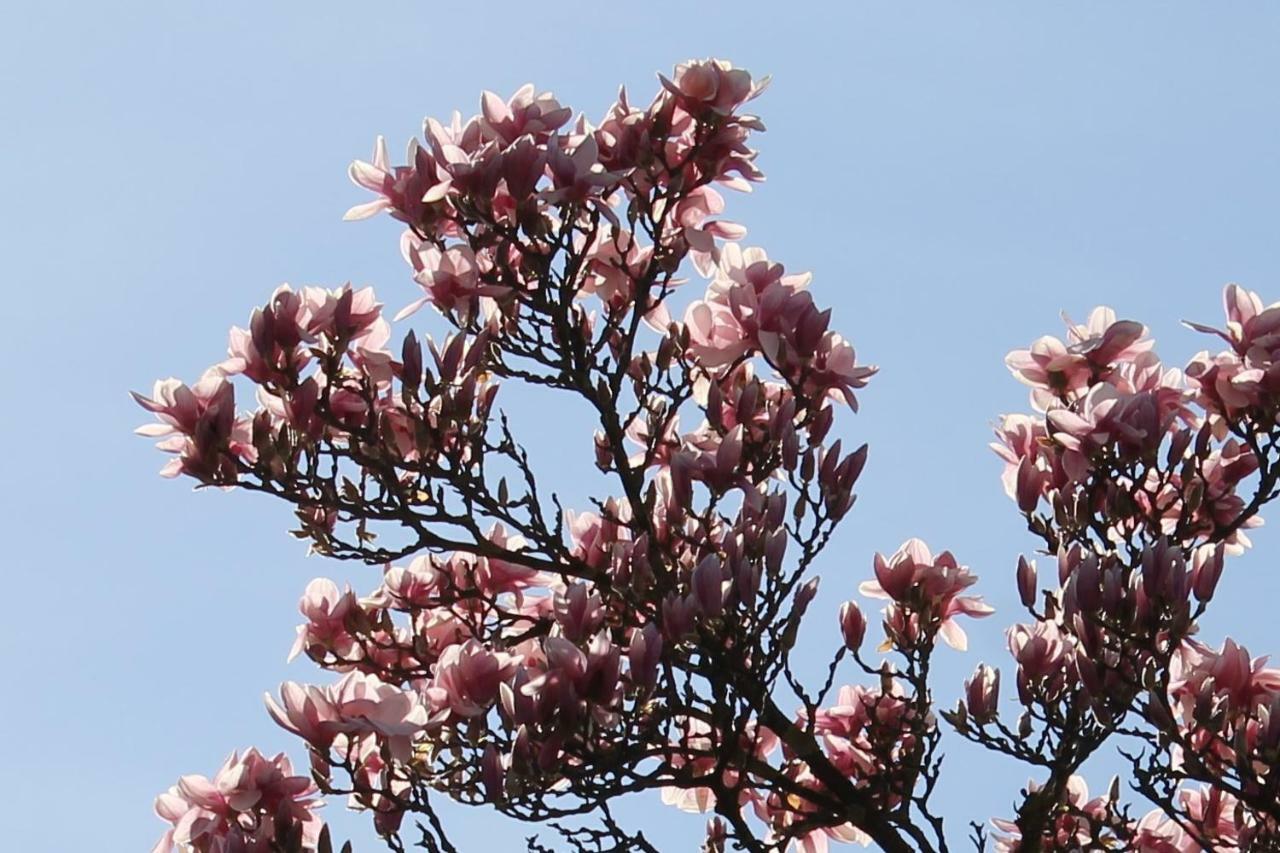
[4,2,1280,851]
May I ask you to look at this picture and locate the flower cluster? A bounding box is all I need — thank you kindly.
[968,289,1280,851]
[857,538,993,652]
[152,749,324,853]
[1186,284,1280,421]
[136,59,1280,853]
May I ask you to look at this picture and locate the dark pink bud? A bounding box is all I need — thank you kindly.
[706,381,724,429]
[839,443,869,491]
[839,601,866,651]
[1102,566,1125,611]
[692,556,725,617]
[781,425,799,470]
[1192,544,1225,603]
[714,426,744,479]
[1074,554,1101,612]
[1015,456,1042,513]
[628,624,663,691]
[795,576,820,612]
[819,439,842,486]
[1263,694,1280,752]
[736,380,759,424]
[670,454,693,506]
[481,744,504,801]
[764,529,787,576]
[537,734,564,772]
[809,406,834,444]
[1076,658,1102,701]
[873,551,915,601]
[1166,429,1192,467]
[964,664,1000,723]
[662,593,694,640]
[735,559,760,601]
[554,583,603,641]
[401,331,423,390]
[1016,556,1037,609]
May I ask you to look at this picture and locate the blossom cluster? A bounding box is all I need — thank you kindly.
[969,288,1280,850]
[135,58,1280,853]
[151,749,323,853]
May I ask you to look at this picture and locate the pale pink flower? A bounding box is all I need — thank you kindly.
[132,370,252,481]
[477,84,571,147]
[398,244,503,322]
[266,672,428,762]
[859,539,993,650]
[659,59,767,118]
[344,136,453,226]
[152,748,323,853]
[426,639,520,719]
[289,578,362,663]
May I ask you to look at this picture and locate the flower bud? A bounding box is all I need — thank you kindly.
[839,600,866,652]
[1192,543,1225,603]
[481,743,504,801]
[964,663,1000,723]
[1016,556,1037,609]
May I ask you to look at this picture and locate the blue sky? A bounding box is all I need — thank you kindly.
[4,3,1280,851]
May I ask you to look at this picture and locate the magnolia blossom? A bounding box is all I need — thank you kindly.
[859,539,993,651]
[133,370,252,481]
[398,242,511,323]
[425,639,520,720]
[290,578,362,663]
[990,776,1119,852]
[660,719,778,814]
[266,671,429,762]
[1186,284,1280,419]
[152,749,323,853]
[1006,307,1152,409]
[1007,620,1074,704]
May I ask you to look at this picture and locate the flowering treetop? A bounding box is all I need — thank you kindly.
[137,59,1280,853]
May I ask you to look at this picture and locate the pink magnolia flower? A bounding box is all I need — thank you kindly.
[1170,638,1280,719]
[1007,620,1074,704]
[1046,382,1166,480]
[426,639,520,720]
[343,135,453,227]
[477,84,571,147]
[664,185,746,276]
[567,509,633,572]
[397,244,502,322]
[859,539,994,651]
[300,284,382,343]
[541,134,621,205]
[1006,307,1152,409]
[660,718,778,814]
[964,663,1001,723]
[659,59,767,119]
[221,284,312,384]
[684,244,876,407]
[801,332,877,410]
[266,671,429,762]
[1177,785,1249,850]
[133,370,252,481]
[1185,283,1280,355]
[811,683,915,780]
[838,600,867,652]
[152,748,323,853]
[1185,286,1280,420]
[289,578,362,663]
[990,776,1116,853]
[684,298,752,368]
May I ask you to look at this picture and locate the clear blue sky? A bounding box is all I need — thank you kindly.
[4,3,1280,851]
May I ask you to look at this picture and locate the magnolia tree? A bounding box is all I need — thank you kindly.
[135,60,1280,853]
